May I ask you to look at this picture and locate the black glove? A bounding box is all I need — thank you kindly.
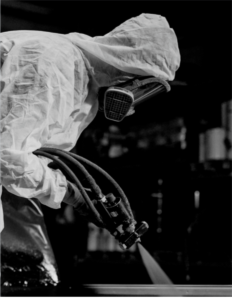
[48,161,135,230]
[63,181,105,228]
[48,161,104,227]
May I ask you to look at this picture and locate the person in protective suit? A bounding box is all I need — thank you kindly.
[0,13,180,286]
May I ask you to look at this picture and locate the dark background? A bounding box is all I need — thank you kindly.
[1,0,232,289]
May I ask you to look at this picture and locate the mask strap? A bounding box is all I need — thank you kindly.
[126,77,171,93]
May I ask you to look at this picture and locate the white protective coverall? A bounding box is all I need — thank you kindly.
[0,13,180,231]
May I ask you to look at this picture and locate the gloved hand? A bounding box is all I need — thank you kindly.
[63,181,105,228]
[47,160,104,227]
[48,161,135,231]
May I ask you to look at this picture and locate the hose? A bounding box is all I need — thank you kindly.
[39,147,134,220]
[38,149,104,201]
[34,150,102,225]
[34,148,134,230]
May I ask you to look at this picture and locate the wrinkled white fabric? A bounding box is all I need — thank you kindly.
[66,13,180,81]
[0,13,180,231]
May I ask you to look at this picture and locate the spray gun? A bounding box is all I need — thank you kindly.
[94,192,149,250]
[34,148,149,250]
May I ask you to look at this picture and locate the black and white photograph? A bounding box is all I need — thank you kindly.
[0,0,231,297]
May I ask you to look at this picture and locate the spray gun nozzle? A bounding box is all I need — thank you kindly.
[118,221,149,250]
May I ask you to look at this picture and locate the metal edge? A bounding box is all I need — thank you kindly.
[82,284,232,296]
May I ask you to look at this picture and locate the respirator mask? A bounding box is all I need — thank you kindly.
[98,76,171,122]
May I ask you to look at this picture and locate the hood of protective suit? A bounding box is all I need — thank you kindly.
[66,13,180,83]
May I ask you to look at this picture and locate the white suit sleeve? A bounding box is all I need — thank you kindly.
[0,33,94,209]
[0,79,68,208]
